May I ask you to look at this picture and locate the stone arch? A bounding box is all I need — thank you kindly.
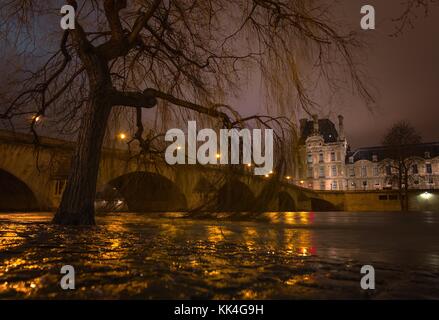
[102,171,187,212]
[0,169,39,211]
[310,197,338,211]
[277,191,296,211]
[216,179,255,211]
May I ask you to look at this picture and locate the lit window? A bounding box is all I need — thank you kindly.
[361,166,367,177]
[386,165,392,176]
[426,163,432,174]
[372,155,378,162]
[331,165,337,177]
[412,164,419,174]
[349,167,355,177]
[319,166,325,178]
[373,166,379,176]
[331,181,338,190]
[307,154,313,164]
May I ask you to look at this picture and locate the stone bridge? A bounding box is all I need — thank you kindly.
[0,129,329,212]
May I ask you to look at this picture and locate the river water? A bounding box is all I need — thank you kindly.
[1,211,439,299]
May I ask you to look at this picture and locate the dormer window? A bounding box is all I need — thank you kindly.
[425,151,431,159]
[349,156,354,164]
[372,155,378,162]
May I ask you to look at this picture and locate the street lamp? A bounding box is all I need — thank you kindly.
[118,133,127,140]
[420,192,433,200]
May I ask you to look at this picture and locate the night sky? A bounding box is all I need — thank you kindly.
[1,1,438,149]
[339,0,439,148]
[233,0,439,149]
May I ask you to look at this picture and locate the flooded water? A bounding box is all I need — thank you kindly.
[1,211,439,299]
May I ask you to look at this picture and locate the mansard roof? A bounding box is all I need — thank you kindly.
[346,142,439,163]
[299,119,339,144]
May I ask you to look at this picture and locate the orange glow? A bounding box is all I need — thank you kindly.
[118,133,127,140]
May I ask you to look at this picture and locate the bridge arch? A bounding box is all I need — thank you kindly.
[277,191,297,211]
[100,171,187,212]
[0,169,39,211]
[216,179,255,211]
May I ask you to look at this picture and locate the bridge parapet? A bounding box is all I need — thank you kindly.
[0,130,318,212]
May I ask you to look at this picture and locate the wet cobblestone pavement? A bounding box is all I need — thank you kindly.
[1,211,439,299]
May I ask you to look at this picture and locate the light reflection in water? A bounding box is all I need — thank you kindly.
[0,211,439,299]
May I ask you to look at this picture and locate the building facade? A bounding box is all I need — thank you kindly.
[295,115,439,191]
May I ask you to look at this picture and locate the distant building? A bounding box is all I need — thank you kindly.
[295,115,439,191]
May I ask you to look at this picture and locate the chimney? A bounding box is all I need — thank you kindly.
[338,115,345,140]
[312,114,319,134]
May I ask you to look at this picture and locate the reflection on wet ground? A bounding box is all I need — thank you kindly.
[1,211,439,299]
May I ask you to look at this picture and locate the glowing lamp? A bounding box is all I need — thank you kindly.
[420,192,433,200]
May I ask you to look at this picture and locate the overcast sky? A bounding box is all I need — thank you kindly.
[1,1,438,149]
[232,0,439,148]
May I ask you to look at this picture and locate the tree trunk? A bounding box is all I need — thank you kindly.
[53,85,111,225]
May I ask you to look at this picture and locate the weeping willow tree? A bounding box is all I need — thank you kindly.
[0,0,372,225]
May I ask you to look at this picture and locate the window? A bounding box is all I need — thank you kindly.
[319,153,324,163]
[426,163,432,174]
[320,181,326,190]
[331,165,337,177]
[349,156,354,164]
[362,181,368,189]
[307,154,313,164]
[373,166,379,176]
[331,181,338,190]
[425,151,431,159]
[386,165,392,176]
[412,164,419,174]
[427,176,434,184]
[372,155,378,162]
[330,152,336,162]
[307,167,313,178]
[361,166,367,177]
[379,195,388,201]
[349,167,355,177]
[319,166,325,178]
